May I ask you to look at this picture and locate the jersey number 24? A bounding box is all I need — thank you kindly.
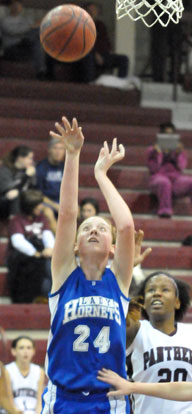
[73,325,110,353]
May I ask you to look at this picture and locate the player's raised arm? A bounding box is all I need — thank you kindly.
[94,138,135,296]
[50,117,84,292]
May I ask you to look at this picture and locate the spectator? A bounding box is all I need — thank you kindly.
[150,20,183,82]
[5,336,44,414]
[36,138,65,233]
[147,122,192,217]
[0,0,49,80]
[0,145,36,219]
[79,196,100,222]
[7,189,55,303]
[74,2,129,82]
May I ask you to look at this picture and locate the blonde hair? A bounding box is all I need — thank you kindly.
[99,216,116,244]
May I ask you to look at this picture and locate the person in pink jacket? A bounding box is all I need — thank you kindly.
[147,122,192,217]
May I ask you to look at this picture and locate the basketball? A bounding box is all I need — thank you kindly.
[40,4,96,63]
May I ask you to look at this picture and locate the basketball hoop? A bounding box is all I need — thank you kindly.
[116,0,184,27]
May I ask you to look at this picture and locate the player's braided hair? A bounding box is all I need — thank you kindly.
[136,271,191,322]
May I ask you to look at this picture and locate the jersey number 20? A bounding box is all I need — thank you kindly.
[73,324,110,353]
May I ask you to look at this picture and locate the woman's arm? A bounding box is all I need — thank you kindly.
[97,368,192,401]
[94,139,135,296]
[0,364,21,414]
[35,368,45,414]
[146,146,163,174]
[50,117,84,292]
[175,149,188,171]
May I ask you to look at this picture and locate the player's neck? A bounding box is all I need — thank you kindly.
[16,360,30,376]
[80,256,108,281]
[150,316,176,335]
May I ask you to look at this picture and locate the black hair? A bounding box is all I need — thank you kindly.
[84,2,102,13]
[136,271,191,322]
[9,0,23,4]
[84,2,99,8]
[79,197,100,215]
[3,145,33,169]
[11,335,35,349]
[159,122,176,133]
[20,190,43,215]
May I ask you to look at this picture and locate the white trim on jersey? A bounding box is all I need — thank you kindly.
[49,293,60,324]
[109,395,127,413]
[42,381,57,414]
[45,293,60,377]
[120,296,129,318]
[42,380,128,414]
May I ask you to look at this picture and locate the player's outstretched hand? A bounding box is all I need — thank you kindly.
[134,229,152,267]
[49,116,84,154]
[94,138,125,177]
[97,368,132,397]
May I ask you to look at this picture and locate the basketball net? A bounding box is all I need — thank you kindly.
[116,0,184,27]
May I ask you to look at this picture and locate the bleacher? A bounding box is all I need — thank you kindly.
[1,0,192,363]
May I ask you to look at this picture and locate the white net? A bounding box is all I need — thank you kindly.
[116,0,184,27]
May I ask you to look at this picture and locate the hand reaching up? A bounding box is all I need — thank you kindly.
[50,116,84,154]
[94,138,125,178]
[134,229,152,267]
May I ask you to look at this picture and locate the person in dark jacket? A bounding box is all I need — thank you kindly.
[74,2,129,82]
[0,145,36,219]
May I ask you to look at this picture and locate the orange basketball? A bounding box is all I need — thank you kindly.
[40,4,96,62]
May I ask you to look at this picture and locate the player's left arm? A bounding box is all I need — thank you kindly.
[35,368,45,414]
[94,139,134,296]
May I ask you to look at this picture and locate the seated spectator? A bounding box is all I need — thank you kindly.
[7,189,55,303]
[0,0,49,80]
[5,336,45,414]
[147,122,192,217]
[0,145,36,219]
[79,196,100,222]
[36,138,65,232]
[151,19,183,83]
[74,2,129,83]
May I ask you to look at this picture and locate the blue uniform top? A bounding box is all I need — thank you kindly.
[45,266,129,393]
[36,158,64,203]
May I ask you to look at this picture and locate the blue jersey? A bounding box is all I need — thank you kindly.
[42,266,130,414]
[36,158,64,203]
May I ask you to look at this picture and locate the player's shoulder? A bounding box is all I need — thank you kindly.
[176,322,191,334]
[5,361,16,372]
[135,320,155,339]
[30,362,41,374]
[0,164,12,176]
[49,266,81,299]
[139,319,151,330]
